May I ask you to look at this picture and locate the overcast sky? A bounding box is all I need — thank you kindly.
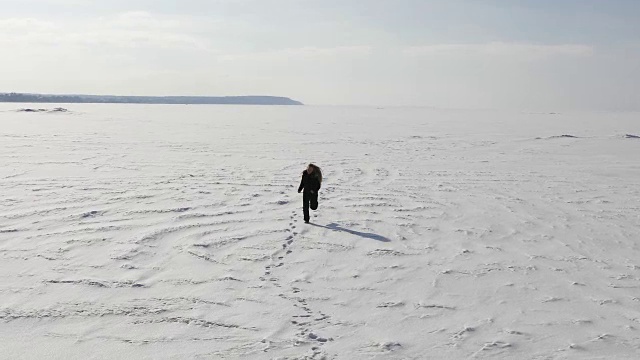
[1,0,639,110]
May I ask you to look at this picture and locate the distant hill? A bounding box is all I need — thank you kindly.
[0,93,303,105]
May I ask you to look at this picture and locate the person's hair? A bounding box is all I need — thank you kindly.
[307,163,322,184]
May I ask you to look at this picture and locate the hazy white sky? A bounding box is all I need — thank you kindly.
[1,0,639,110]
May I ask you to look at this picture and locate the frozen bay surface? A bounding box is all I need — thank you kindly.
[1,104,639,359]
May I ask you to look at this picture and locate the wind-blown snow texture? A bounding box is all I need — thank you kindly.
[1,104,639,359]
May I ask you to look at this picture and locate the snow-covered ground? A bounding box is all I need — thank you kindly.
[1,104,639,359]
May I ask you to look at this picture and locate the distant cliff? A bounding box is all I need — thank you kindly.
[0,93,303,105]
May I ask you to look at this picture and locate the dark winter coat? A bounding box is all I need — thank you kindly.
[298,170,321,193]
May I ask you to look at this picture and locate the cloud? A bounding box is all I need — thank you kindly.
[218,46,372,62]
[0,13,210,50]
[107,11,194,31]
[404,42,594,59]
[0,17,57,32]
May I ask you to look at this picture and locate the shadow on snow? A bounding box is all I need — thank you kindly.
[310,222,391,242]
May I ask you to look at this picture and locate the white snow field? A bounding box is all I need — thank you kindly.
[1,104,639,359]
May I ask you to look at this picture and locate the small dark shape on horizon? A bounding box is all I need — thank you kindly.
[625,134,640,139]
[18,108,47,112]
[536,134,581,140]
[17,107,69,113]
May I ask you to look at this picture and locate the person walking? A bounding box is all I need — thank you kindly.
[298,163,322,223]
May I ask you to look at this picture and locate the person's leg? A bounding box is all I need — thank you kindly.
[310,192,318,211]
[303,191,310,222]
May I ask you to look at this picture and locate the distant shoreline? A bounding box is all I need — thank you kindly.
[0,93,303,106]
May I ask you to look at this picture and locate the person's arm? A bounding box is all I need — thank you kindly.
[311,177,320,193]
[298,174,304,193]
